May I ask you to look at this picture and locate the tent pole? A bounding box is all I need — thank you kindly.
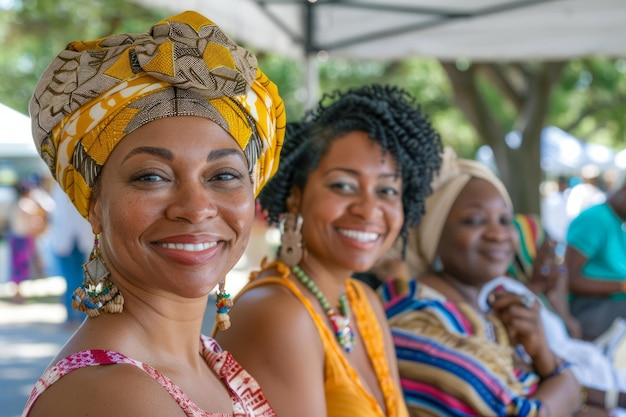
[305,54,319,110]
[303,1,318,111]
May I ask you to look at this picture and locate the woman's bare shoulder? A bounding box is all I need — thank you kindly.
[220,273,318,346]
[27,361,187,417]
[215,268,324,372]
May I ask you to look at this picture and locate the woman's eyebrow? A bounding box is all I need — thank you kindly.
[324,167,400,180]
[123,146,173,162]
[122,147,246,164]
[207,148,246,163]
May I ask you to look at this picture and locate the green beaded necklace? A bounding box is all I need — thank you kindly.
[292,265,355,353]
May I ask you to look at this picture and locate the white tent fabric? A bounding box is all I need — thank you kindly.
[134,0,626,107]
[0,103,37,158]
[134,0,626,61]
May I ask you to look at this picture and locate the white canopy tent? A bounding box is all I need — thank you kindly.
[134,0,626,105]
[0,103,47,178]
[0,103,36,158]
[135,0,626,60]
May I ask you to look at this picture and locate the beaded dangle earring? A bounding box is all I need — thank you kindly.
[278,212,303,267]
[72,234,124,317]
[432,254,444,273]
[215,280,233,330]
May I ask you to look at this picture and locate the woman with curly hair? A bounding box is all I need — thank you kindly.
[214,84,443,417]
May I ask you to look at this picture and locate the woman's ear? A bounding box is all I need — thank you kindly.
[88,196,102,235]
[285,186,302,214]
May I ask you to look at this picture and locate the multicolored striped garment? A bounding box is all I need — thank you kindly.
[380,279,543,417]
[508,214,545,282]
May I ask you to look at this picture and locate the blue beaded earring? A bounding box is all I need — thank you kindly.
[215,280,233,330]
[72,234,124,317]
[432,254,444,273]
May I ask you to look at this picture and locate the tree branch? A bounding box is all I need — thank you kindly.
[440,61,505,149]
[476,63,524,110]
[563,93,626,131]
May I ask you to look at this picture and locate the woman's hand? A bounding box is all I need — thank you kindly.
[488,288,555,370]
[489,287,581,417]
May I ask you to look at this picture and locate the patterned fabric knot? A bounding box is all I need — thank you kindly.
[131,15,257,98]
[30,10,285,219]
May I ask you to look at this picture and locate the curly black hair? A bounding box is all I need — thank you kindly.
[258,84,443,248]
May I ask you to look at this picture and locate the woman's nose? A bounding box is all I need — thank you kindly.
[484,221,513,241]
[350,192,381,219]
[165,181,218,223]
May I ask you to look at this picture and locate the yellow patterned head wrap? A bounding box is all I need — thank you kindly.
[30,10,286,219]
[402,147,513,277]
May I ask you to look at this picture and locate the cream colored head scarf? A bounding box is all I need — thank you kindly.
[30,10,286,219]
[403,147,513,277]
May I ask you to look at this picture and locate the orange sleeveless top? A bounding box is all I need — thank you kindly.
[243,261,408,417]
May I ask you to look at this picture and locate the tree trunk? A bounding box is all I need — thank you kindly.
[440,61,566,215]
[506,137,542,214]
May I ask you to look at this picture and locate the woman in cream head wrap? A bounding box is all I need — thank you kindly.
[23,11,284,417]
[402,146,513,278]
[379,147,581,417]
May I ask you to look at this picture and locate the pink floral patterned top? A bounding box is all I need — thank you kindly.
[21,335,275,417]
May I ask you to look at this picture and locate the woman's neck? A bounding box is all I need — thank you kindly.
[438,272,483,310]
[295,258,351,305]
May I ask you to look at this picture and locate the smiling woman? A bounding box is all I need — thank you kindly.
[213,84,443,417]
[378,148,581,417]
[22,10,285,417]
[90,117,255,292]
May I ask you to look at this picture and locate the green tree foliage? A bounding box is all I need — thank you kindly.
[259,56,478,155]
[0,0,168,113]
[551,58,626,148]
[264,56,626,213]
[439,60,626,213]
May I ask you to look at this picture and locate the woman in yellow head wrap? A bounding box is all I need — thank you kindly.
[23,11,285,417]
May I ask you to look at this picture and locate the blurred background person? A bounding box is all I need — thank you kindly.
[7,175,52,301]
[566,170,626,341]
[49,182,93,328]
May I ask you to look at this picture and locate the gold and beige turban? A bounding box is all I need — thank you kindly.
[30,10,286,219]
[402,147,513,277]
